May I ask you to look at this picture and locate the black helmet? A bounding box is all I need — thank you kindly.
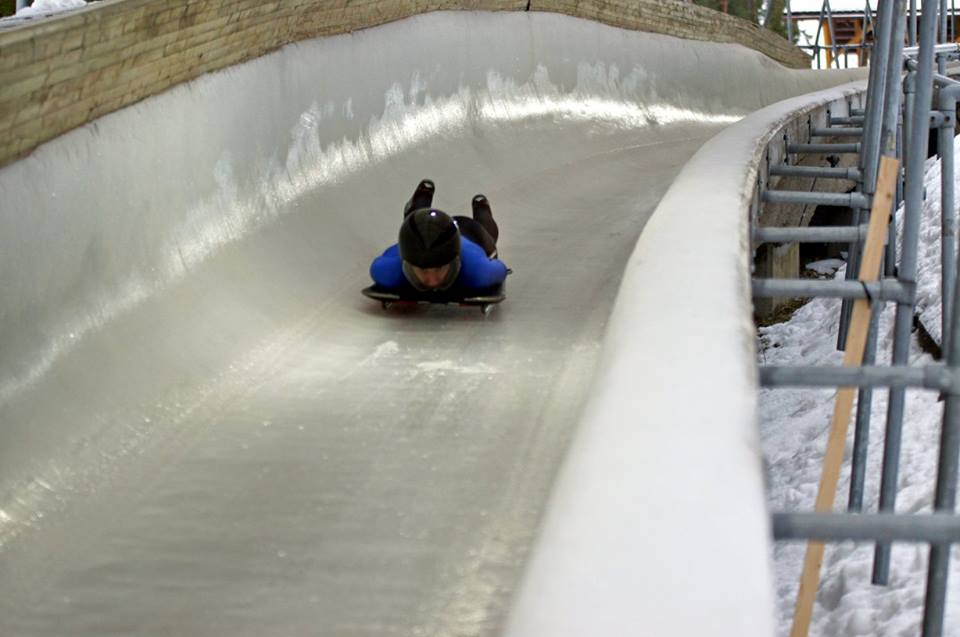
[398,208,461,268]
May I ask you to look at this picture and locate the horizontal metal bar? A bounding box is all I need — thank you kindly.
[932,73,958,88]
[762,191,870,208]
[768,165,862,181]
[811,127,864,137]
[850,108,865,116]
[751,278,912,302]
[787,143,861,154]
[904,42,960,57]
[829,116,865,125]
[753,225,869,244]
[759,364,952,391]
[773,512,960,544]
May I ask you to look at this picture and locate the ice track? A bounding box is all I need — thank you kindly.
[0,11,861,636]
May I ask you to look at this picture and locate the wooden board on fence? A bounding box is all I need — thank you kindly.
[789,155,900,637]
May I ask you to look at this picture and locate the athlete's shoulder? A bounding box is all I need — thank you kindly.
[370,243,406,289]
[458,238,507,289]
[460,237,487,257]
[380,243,400,258]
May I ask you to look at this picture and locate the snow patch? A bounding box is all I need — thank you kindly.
[1,0,92,21]
[896,135,960,347]
[359,340,400,367]
[805,258,846,276]
[371,340,400,359]
[415,361,497,376]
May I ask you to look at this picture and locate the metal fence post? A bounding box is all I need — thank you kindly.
[939,88,958,354]
[826,0,840,68]
[911,0,919,46]
[874,0,941,586]
[887,110,904,277]
[787,0,794,42]
[839,0,896,351]
[886,6,909,279]
[849,300,883,511]
[943,0,950,43]
[904,69,917,182]
[850,0,906,510]
[950,0,957,42]
[922,185,960,636]
[942,0,951,73]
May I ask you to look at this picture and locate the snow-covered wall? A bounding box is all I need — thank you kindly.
[505,79,868,636]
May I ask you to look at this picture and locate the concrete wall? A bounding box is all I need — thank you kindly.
[752,96,867,319]
[0,0,809,169]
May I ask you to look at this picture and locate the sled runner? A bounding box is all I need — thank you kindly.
[362,284,505,315]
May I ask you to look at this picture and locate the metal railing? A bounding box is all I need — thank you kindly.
[756,1,960,634]
[792,0,878,68]
[790,0,959,69]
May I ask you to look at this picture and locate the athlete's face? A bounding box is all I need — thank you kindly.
[410,263,452,289]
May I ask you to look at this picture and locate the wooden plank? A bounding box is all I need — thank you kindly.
[789,155,900,637]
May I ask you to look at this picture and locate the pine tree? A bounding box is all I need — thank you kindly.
[764,0,791,39]
[693,0,760,24]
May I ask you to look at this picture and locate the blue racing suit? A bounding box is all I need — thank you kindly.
[370,237,508,294]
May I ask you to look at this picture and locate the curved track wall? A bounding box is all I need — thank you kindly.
[0,0,810,168]
[506,77,869,636]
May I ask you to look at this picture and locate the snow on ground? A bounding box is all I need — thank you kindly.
[897,138,960,348]
[758,139,960,635]
[806,258,846,276]
[758,282,957,635]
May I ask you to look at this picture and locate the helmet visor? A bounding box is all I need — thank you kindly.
[402,257,461,292]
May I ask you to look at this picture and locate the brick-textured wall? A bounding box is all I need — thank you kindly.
[0,0,809,169]
[531,0,809,69]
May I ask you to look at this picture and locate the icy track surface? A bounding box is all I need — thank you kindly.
[0,11,859,636]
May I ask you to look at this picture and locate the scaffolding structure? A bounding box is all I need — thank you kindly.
[788,0,959,68]
[757,1,960,633]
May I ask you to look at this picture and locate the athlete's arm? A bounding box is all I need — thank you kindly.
[369,244,408,289]
[460,240,508,289]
